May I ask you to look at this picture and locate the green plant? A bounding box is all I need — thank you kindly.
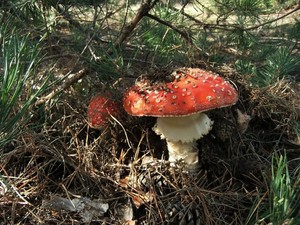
[135,4,188,65]
[251,46,300,86]
[0,27,48,148]
[1,1,48,29]
[256,154,300,225]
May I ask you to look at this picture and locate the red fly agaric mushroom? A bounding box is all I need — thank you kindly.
[87,95,120,129]
[123,68,238,169]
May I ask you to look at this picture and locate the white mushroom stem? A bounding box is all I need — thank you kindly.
[153,113,213,168]
[167,140,198,165]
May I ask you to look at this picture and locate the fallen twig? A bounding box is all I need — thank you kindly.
[35,19,103,106]
[35,68,87,106]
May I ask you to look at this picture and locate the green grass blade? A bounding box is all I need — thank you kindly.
[0,27,49,147]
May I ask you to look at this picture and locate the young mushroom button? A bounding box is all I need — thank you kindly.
[123,68,238,170]
[87,95,120,129]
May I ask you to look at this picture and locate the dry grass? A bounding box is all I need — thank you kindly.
[251,80,300,137]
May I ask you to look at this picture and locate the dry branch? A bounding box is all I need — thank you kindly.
[169,2,300,32]
[114,0,159,48]
[48,1,83,32]
[145,13,209,59]
[35,68,87,106]
[36,1,160,105]
[146,13,194,46]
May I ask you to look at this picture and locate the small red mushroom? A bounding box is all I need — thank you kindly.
[87,95,120,129]
[123,68,238,170]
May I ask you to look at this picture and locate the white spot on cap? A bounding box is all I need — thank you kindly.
[206,96,213,101]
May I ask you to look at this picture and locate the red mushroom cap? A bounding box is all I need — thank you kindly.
[87,95,120,129]
[123,68,238,117]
